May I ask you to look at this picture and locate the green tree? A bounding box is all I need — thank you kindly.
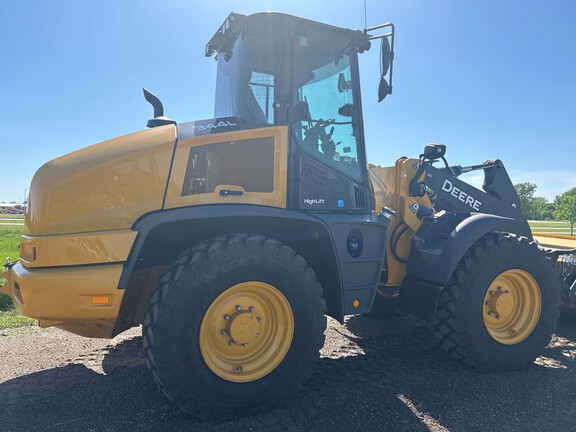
[514,182,542,220]
[555,193,576,236]
[555,187,576,204]
[532,197,555,221]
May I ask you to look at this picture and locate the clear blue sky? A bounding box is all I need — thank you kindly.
[1,0,575,202]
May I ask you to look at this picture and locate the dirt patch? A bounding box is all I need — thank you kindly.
[1,315,576,431]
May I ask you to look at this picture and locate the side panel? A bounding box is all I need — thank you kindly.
[164,126,288,209]
[313,213,389,314]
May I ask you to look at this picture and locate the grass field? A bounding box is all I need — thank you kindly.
[0,225,35,327]
[529,220,574,237]
[0,214,25,230]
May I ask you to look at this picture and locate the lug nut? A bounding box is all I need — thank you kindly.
[228,340,235,346]
[485,301,491,306]
[224,314,230,320]
[220,329,228,335]
[495,314,501,320]
[248,306,255,312]
[242,343,248,347]
[257,317,262,323]
[235,305,242,311]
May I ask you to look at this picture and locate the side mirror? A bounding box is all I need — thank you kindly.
[378,77,390,102]
[381,36,391,76]
[366,22,395,103]
[378,37,393,102]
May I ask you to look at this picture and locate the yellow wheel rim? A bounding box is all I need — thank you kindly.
[482,269,541,345]
[199,281,294,383]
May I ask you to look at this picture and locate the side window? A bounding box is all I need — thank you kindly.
[181,137,274,196]
[295,56,362,181]
[249,72,275,124]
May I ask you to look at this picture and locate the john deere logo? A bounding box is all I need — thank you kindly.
[441,179,482,211]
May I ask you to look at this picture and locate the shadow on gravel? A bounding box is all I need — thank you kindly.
[1,315,576,432]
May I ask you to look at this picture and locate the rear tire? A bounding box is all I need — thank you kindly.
[432,233,561,371]
[143,234,326,418]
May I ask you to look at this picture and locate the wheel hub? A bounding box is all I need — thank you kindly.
[226,308,261,345]
[199,281,294,383]
[485,286,513,319]
[482,269,541,345]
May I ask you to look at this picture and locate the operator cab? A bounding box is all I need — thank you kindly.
[206,12,393,212]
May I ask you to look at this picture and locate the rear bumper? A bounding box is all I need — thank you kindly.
[1,262,125,338]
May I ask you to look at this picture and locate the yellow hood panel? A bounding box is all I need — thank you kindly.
[26,125,176,235]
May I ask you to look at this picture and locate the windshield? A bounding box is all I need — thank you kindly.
[291,27,363,181]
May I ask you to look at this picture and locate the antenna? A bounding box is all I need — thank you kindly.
[364,0,368,29]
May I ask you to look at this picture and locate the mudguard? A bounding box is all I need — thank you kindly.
[399,212,520,321]
[408,212,519,286]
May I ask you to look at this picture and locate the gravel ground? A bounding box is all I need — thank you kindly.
[1,314,576,432]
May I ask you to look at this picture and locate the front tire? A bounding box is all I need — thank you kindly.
[143,234,326,418]
[432,233,561,371]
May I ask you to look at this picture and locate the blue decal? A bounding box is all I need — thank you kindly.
[337,200,344,208]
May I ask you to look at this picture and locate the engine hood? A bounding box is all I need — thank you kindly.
[26,125,176,235]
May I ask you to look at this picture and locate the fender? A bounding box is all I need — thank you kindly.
[399,212,521,322]
[113,204,348,335]
[407,212,520,286]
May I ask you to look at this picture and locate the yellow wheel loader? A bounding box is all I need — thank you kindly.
[2,12,576,418]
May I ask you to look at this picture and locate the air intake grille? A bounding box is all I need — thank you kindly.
[354,186,366,209]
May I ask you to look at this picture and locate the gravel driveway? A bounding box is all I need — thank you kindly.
[1,314,576,432]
